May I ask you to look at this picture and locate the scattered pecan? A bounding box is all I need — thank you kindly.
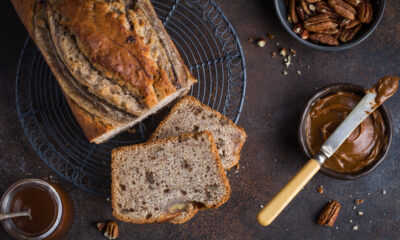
[309,33,339,45]
[339,23,362,42]
[344,0,362,7]
[318,201,341,227]
[289,0,299,24]
[97,221,119,239]
[296,6,307,21]
[328,0,356,20]
[304,14,338,32]
[357,2,373,23]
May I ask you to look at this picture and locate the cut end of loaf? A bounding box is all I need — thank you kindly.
[111,131,231,223]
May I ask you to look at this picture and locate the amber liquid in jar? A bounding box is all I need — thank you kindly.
[11,187,58,236]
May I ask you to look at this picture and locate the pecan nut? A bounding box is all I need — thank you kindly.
[304,14,338,32]
[296,6,307,21]
[97,221,119,239]
[318,201,341,227]
[340,18,361,28]
[301,0,312,15]
[316,1,341,19]
[289,0,299,24]
[328,0,357,20]
[306,0,322,2]
[293,24,310,39]
[344,0,362,7]
[357,2,373,23]
[309,33,339,45]
[339,23,362,42]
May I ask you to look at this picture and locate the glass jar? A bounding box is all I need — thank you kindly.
[0,179,74,240]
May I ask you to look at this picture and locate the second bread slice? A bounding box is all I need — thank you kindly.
[150,96,247,170]
[111,131,231,223]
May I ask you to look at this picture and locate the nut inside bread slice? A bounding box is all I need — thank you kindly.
[150,96,247,169]
[111,131,231,223]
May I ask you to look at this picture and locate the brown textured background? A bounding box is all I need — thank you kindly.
[1,0,400,239]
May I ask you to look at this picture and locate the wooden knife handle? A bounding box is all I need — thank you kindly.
[257,159,321,226]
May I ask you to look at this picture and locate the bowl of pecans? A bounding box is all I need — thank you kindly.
[273,0,386,51]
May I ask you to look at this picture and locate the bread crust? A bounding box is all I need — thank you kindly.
[111,131,231,224]
[150,96,247,169]
[11,0,196,144]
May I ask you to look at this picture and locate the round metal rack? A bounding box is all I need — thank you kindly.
[16,0,246,197]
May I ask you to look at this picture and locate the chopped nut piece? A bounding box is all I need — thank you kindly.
[284,55,292,68]
[290,49,297,55]
[257,39,267,47]
[283,70,288,75]
[352,225,359,231]
[280,48,288,57]
[355,199,364,205]
[297,70,302,75]
[349,219,353,223]
[382,190,386,195]
[267,34,275,39]
[317,185,324,194]
[358,211,364,216]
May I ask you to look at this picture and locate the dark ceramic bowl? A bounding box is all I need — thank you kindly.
[298,84,393,180]
[273,0,386,51]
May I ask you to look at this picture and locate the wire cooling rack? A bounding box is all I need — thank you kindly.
[16,0,246,197]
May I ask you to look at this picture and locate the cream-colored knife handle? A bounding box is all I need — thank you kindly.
[257,159,321,226]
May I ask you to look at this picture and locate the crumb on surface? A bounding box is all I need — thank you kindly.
[297,70,301,75]
[317,185,324,194]
[358,211,364,216]
[353,225,359,231]
[382,190,386,195]
[355,199,364,205]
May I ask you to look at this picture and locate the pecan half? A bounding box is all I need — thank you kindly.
[332,26,343,39]
[340,18,360,29]
[301,0,312,15]
[318,201,341,227]
[357,2,373,23]
[316,1,342,19]
[344,0,362,7]
[317,27,339,34]
[289,0,299,24]
[309,33,339,45]
[304,14,338,32]
[340,24,362,42]
[328,0,357,20]
[296,6,307,21]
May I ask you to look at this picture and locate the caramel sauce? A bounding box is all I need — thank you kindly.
[305,91,387,173]
[11,187,57,236]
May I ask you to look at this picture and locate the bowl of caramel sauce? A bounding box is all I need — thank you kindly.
[298,83,393,180]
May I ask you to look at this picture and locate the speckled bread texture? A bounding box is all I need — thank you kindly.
[11,0,196,143]
[150,96,247,169]
[111,131,231,224]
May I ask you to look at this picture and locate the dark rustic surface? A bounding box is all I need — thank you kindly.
[1,0,400,239]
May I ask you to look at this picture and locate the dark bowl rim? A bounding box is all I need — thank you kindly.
[273,0,387,51]
[298,83,393,180]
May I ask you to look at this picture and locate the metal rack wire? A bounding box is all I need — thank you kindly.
[16,0,246,197]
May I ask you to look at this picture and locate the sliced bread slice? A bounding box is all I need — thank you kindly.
[111,131,231,223]
[150,96,247,170]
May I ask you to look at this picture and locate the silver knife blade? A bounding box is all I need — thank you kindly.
[320,92,377,159]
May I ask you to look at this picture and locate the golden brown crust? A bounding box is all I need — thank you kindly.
[111,131,231,224]
[66,97,115,143]
[168,208,199,224]
[150,95,247,169]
